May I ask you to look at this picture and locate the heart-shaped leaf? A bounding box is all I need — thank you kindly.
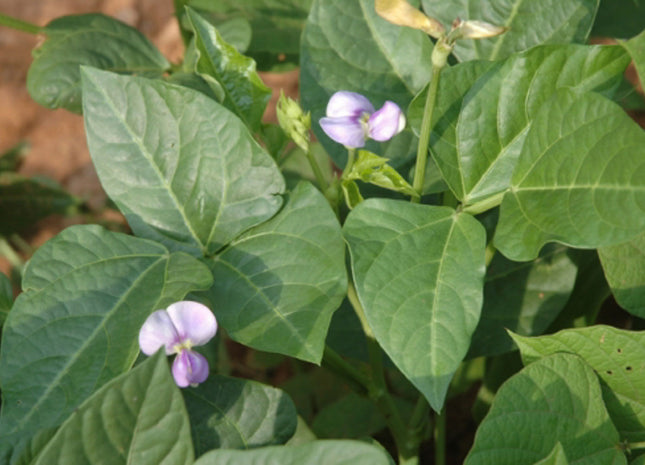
[32,352,193,465]
[343,199,486,411]
[421,0,599,61]
[494,89,645,261]
[27,14,169,113]
[465,353,625,465]
[81,68,285,256]
[183,375,297,454]
[193,440,393,465]
[186,8,271,132]
[0,225,212,452]
[512,326,645,442]
[300,0,431,168]
[202,182,347,363]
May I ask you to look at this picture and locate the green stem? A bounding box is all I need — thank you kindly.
[305,149,328,193]
[0,238,24,273]
[411,62,444,201]
[322,345,370,395]
[408,395,431,433]
[341,147,356,179]
[461,191,505,215]
[434,407,446,465]
[628,440,645,451]
[485,241,497,267]
[0,13,42,34]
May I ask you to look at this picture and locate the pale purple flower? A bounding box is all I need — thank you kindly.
[319,91,406,148]
[139,301,217,388]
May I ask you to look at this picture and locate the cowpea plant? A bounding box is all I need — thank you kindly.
[1,0,645,464]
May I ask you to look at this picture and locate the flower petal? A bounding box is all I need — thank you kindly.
[320,116,367,148]
[326,91,374,118]
[172,350,210,387]
[139,310,180,356]
[166,301,217,347]
[368,101,406,141]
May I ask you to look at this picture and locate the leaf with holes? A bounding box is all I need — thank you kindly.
[27,14,169,113]
[344,199,486,411]
[183,375,297,454]
[465,353,625,465]
[300,0,431,168]
[512,325,645,442]
[421,0,599,62]
[0,225,212,455]
[81,68,285,256]
[186,8,271,132]
[494,89,645,261]
[31,352,193,465]
[201,182,346,364]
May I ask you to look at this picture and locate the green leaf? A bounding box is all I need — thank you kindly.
[592,0,645,39]
[186,8,272,132]
[444,45,629,205]
[512,325,645,442]
[468,245,577,358]
[183,375,297,454]
[494,88,645,261]
[345,151,418,199]
[623,29,645,90]
[201,182,347,364]
[534,443,569,465]
[421,0,599,61]
[193,440,393,465]
[0,225,212,449]
[27,14,169,114]
[0,142,27,172]
[465,353,625,465]
[599,233,645,317]
[81,68,285,256]
[631,456,645,465]
[343,199,486,411]
[0,272,12,327]
[0,173,80,235]
[300,0,431,168]
[33,352,193,465]
[311,393,386,439]
[10,427,58,465]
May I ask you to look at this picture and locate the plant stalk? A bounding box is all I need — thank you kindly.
[0,13,42,34]
[0,237,24,273]
[322,345,370,395]
[305,149,329,193]
[434,407,447,465]
[341,147,357,179]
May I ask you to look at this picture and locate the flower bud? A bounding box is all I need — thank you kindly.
[375,0,445,39]
[454,18,507,39]
[276,91,311,152]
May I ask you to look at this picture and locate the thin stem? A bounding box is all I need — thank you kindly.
[485,241,497,267]
[408,395,431,433]
[341,147,356,179]
[461,191,505,215]
[411,64,442,201]
[628,440,645,451]
[305,149,328,192]
[0,14,42,34]
[0,237,24,273]
[434,407,446,465]
[322,345,370,395]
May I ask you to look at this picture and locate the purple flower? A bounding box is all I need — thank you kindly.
[139,301,217,387]
[319,91,406,148]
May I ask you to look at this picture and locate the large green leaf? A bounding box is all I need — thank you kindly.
[81,68,285,256]
[0,173,80,235]
[598,233,645,317]
[343,199,486,411]
[0,272,12,327]
[186,8,272,132]
[27,14,169,114]
[534,443,569,465]
[32,352,193,465]
[494,89,645,261]
[0,225,212,453]
[468,245,577,358]
[440,45,629,205]
[300,0,432,168]
[183,375,297,454]
[202,182,346,364]
[465,353,625,465]
[512,326,645,442]
[193,440,393,465]
[421,0,599,61]
[622,29,645,89]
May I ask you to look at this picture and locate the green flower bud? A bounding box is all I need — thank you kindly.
[276,91,311,152]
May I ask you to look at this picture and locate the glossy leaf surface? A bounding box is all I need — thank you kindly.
[344,199,486,411]
[495,89,645,261]
[183,375,297,454]
[82,68,285,256]
[204,182,346,363]
[27,14,169,113]
[421,0,599,61]
[0,225,212,449]
[513,326,645,442]
[300,0,431,167]
[466,353,625,464]
[33,352,193,465]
